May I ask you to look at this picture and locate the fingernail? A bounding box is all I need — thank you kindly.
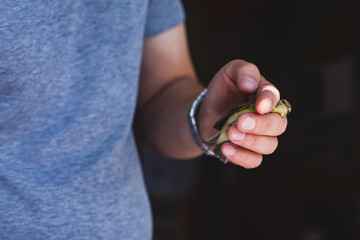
[242,76,258,91]
[261,99,273,113]
[232,129,245,141]
[242,116,255,131]
[223,144,236,156]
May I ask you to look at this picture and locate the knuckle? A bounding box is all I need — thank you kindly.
[264,137,278,155]
[244,154,263,169]
[246,134,258,149]
[232,147,263,169]
[229,59,244,65]
[261,117,272,134]
[241,62,260,75]
[278,119,288,135]
[273,117,287,136]
[242,61,257,70]
[227,59,245,70]
[239,152,251,168]
[227,60,260,79]
[252,157,263,168]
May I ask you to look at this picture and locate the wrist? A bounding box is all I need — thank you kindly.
[196,97,218,142]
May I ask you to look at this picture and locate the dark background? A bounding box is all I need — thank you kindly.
[139,0,360,239]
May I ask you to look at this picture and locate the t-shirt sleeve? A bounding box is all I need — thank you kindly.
[144,0,185,38]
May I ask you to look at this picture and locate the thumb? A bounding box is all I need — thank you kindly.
[255,76,280,114]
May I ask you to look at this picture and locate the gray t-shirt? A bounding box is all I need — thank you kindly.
[0,0,184,239]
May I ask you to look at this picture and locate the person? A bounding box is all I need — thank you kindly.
[0,0,287,239]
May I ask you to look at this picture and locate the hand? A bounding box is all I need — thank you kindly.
[197,60,288,168]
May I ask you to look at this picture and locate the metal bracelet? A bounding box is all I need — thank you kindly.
[188,89,216,157]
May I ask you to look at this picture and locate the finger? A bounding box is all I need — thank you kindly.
[227,126,278,155]
[221,142,263,169]
[255,76,280,114]
[236,112,288,136]
[224,60,261,93]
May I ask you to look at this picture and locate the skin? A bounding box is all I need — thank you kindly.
[134,23,288,168]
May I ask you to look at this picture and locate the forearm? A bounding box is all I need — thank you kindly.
[135,76,204,159]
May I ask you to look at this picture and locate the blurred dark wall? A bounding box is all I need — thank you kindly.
[140,0,360,239]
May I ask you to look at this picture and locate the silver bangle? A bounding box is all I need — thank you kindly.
[188,89,216,157]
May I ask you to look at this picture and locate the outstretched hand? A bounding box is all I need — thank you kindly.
[197,60,288,168]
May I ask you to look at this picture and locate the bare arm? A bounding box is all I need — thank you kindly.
[135,23,204,159]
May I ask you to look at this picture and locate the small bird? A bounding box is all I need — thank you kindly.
[203,99,292,163]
